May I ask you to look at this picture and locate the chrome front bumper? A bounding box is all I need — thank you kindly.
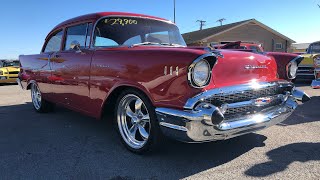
[155,81,310,142]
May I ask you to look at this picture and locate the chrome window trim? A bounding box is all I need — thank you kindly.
[187,53,218,89]
[91,15,175,49]
[184,80,293,110]
[286,55,303,79]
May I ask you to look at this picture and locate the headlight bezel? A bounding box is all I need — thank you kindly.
[192,59,211,87]
[286,55,303,79]
[314,56,320,67]
[188,54,216,88]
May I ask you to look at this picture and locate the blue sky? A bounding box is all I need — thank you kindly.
[0,0,319,59]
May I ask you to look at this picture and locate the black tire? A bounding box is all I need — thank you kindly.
[30,83,55,113]
[114,89,162,154]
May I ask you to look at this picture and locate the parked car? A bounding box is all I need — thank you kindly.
[300,41,320,88]
[211,41,304,81]
[311,54,320,88]
[212,42,264,53]
[0,60,20,83]
[18,12,310,153]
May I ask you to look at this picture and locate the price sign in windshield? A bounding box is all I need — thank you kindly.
[105,18,138,26]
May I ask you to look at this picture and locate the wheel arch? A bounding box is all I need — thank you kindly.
[100,84,155,120]
[26,80,37,90]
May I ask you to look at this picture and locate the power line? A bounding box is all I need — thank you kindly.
[196,20,206,30]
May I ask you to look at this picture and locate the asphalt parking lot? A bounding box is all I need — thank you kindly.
[0,81,319,180]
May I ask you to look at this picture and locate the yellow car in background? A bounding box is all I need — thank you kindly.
[297,42,319,77]
[0,60,20,84]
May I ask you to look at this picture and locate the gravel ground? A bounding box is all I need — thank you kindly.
[0,81,319,180]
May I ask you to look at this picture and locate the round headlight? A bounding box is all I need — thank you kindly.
[314,56,320,66]
[192,59,210,87]
[288,61,298,79]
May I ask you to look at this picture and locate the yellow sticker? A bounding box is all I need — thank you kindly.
[105,18,138,26]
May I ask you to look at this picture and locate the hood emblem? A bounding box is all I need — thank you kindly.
[244,65,267,69]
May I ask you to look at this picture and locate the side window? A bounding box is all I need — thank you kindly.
[64,24,87,50]
[44,30,63,53]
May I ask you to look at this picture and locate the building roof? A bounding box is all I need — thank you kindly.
[292,43,311,50]
[182,19,295,44]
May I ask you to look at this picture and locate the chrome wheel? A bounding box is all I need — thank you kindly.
[117,94,151,149]
[31,83,42,110]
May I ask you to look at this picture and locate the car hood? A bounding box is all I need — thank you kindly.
[1,66,20,72]
[205,50,278,89]
[300,53,318,66]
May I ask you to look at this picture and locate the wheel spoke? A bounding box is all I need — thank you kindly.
[126,106,135,118]
[138,125,149,140]
[134,99,142,113]
[129,124,138,138]
[141,114,150,122]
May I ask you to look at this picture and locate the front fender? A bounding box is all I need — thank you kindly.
[266,52,303,80]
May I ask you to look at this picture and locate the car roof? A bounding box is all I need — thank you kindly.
[47,12,172,39]
[310,41,320,45]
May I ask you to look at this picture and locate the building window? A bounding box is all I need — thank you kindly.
[275,43,283,50]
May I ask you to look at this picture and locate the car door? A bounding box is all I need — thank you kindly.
[50,23,94,112]
[39,29,64,101]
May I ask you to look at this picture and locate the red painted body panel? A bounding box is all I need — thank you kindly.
[89,47,204,117]
[19,12,281,120]
[265,52,300,80]
[207,50,278,89]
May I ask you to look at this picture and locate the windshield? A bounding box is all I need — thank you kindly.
[309,43,320,54]
[3,61,20,67]
[94,17,186,47]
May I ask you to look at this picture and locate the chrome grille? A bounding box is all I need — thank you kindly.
[9,71,19,74]
[204,85,289,120]
[204,86,279,105]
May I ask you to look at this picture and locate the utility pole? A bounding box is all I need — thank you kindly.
[196,20,206,30]
[216,18,226,26]
[173,0,176,23]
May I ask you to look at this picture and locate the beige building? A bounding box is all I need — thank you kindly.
[182,19,295,52]
[291,43,310,53]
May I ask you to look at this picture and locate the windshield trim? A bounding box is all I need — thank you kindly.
[91,15,181,49]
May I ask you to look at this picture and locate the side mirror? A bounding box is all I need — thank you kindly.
[306,48,308,53]
[70,41,81,53]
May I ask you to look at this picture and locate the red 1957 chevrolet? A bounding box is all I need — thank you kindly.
[18,12,310,153]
